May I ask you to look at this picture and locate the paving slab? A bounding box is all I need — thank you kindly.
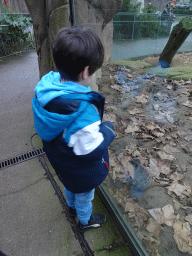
[0,159,82,256]
[0,51,39,160]
[0,156,131,256]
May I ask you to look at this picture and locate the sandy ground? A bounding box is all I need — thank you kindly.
[97,52,192,256]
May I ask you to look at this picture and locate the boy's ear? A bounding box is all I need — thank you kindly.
[80,66,89,80]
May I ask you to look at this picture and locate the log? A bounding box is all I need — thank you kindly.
[159,17,192,67]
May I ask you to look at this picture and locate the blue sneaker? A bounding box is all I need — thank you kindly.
[78,213,106,233]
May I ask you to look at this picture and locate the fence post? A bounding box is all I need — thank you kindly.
[132,13,135,41]
[157,16,161,39]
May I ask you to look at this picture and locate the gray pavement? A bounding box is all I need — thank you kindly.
[0,51,131,256]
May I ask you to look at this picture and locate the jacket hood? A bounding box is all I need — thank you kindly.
[32,71,92,141]
[34,71,91,107]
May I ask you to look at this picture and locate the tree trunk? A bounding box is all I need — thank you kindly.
[24,0,70,79]
[24,0,123,80]
[159,17,192,66]
[86,0,123,27]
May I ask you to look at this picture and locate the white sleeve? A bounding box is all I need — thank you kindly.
[68,120,104,155]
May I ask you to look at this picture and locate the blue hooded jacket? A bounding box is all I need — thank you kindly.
[32,71,116,193]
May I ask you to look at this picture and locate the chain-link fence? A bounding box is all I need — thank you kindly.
[113,12,176,41]
[111,12,192,61]
[0,13,35,57]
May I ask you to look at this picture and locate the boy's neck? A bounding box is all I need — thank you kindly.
[61,78,90,88]
[61,66,96,88]
[61,72,95,88]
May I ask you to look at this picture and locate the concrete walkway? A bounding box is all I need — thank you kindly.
[0,51,132,256]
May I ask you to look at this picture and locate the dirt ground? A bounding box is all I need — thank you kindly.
[97,52,192,256]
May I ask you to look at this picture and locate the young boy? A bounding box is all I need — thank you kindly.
[32,26,116,232]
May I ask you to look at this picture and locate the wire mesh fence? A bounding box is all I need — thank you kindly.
[113,12,177,41]
[111,12,192,60]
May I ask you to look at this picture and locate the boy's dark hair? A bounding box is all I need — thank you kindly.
[53,26,104,81]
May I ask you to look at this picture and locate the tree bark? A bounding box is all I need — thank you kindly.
[24,0,123,79]
[24,0,69,78]
[86,0,123,27]
[159,17,192,66]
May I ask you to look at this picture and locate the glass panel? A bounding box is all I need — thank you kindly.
[99,8,192,256]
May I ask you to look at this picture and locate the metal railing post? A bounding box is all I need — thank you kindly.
[69,0,75,26]
[132,13,135,41]
[157,16,161,39]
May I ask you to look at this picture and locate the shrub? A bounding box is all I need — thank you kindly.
[113,13,135,39]
[0,14,35,57]
[173,9,192,15]
[142,5,158,14]
[134,14,159,39]
[113,0,142,40]
[134,14,171,39]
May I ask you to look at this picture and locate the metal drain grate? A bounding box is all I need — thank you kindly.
[0,147,45,170]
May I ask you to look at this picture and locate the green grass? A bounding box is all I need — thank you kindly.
[145,65,192,80]
[112,60,152,70]
[112,58,192,81]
